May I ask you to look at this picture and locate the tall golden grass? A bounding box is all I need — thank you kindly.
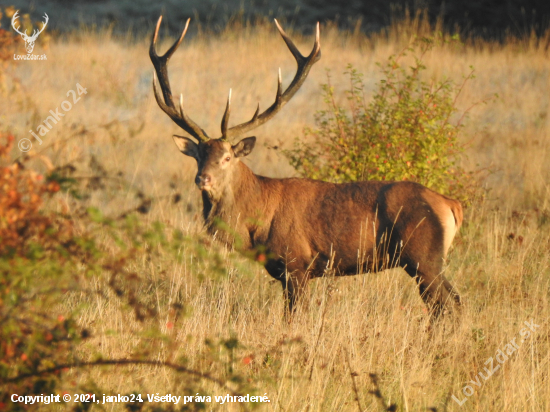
[2,16,550,411]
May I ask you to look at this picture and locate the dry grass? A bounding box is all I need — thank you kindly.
[2,19,550,411]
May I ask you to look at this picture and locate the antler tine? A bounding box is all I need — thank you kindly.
[29,13,48,40]
[276,68,283,100]
[150,16,210,142]
[274,19,306,65]
[252,103,260,120]
[11,11,26,36]
[224,20,321,140]
[220,89,232,141]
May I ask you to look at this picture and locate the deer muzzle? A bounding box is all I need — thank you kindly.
[195,174,212,190]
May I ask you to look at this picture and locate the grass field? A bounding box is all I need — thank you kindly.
[2,15,550,411]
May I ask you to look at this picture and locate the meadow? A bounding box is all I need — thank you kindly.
[1,14,550,411]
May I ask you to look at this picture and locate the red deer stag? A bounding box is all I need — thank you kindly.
[150,17,463,317]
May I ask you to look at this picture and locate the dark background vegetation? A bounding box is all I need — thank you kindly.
[4,0,550,38]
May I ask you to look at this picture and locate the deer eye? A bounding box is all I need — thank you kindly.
[224,156,231,162]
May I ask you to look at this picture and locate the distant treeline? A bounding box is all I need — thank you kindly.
[365,0,550,37]
[4,0,550,39]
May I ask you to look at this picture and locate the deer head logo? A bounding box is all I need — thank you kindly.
[11,11,49,54]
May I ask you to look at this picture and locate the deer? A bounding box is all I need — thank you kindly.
[11,11,49,54]
[150,16,463,318]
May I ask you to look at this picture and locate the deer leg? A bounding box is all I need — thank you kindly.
[404,264,461,318]
[265,258,310,319]
[264,259,296,318]
[282,273,309,316]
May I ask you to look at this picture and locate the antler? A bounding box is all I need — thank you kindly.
[29,13,49,41]
[150,17,320,143]
[150,16,210,142]
[221,19,321,141]
[11,11,27,37]
[11,11,48,40]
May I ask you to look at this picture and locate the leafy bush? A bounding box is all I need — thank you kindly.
[284,37,481,204]
[0,133,262,410]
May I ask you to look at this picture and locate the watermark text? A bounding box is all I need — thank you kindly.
[452,319,540,406]
[19,83,87,152]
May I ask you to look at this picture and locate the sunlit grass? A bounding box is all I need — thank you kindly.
[2,16,550,411]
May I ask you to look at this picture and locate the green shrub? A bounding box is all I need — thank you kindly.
[284,37,481,204]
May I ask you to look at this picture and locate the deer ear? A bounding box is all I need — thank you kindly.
[232,136,256,158]
[173,135,199,159]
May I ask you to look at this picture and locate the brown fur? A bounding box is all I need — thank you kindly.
[175,137,462,318]
[150,17,460,318]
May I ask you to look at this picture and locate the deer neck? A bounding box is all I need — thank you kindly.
[201,161,263,243]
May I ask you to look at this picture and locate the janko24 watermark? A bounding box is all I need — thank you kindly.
[11,10,48,60]
[452,319,540,406]
[19,84,88,152]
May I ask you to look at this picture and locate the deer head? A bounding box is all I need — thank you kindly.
[11,11,49,54]
[150,17,320,199]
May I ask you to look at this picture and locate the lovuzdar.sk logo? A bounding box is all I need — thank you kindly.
[11,10,48,60]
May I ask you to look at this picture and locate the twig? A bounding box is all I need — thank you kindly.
[2,358,239,395]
